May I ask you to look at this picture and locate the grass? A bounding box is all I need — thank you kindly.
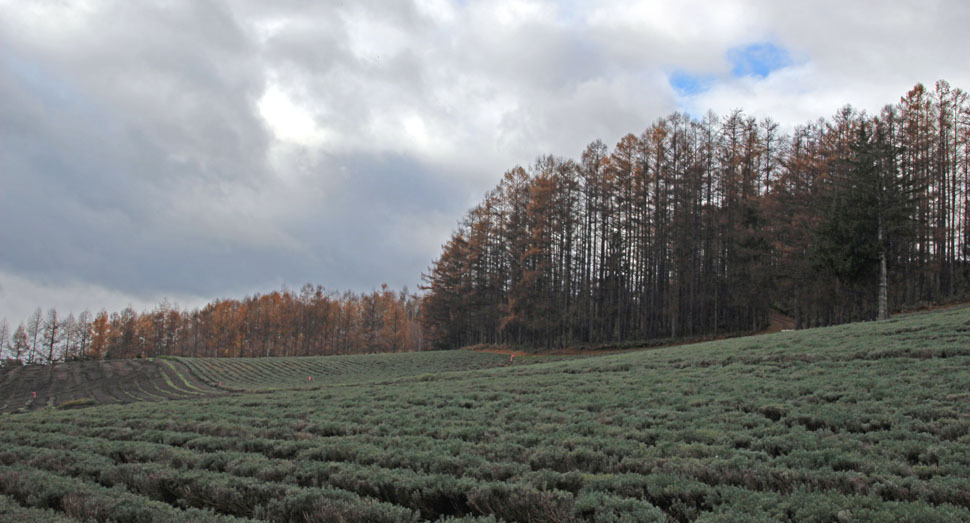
[0,306,968,521]
[160,358,210,393]
[177,350,516,391]
[0,359,223,413]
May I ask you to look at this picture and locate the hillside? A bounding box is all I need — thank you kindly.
[0,351,522,413]
[0,358,222,413]
[177,350,518,391]
[0,307,968,521]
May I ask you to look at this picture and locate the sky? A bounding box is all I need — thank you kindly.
[1,0,968,325]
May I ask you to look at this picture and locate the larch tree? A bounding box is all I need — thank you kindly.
[11,324,29,363]
[61,313,77,360]
[420,81,970,350]
[26,308,42,364]
[75,310,92,360]
[42,308,61,364]
[0,319,9,361]
[89,311,110,360]
[10,81,968,356]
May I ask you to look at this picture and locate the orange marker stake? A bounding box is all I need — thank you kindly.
[510,354,514,362]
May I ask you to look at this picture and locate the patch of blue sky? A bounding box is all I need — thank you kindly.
[669,70,714,96]
[727,41,792,78]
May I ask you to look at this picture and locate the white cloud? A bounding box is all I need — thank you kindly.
[258,83,333,147]
[651,1,970,130]
[2,0,968,321]
[343,9,413,62]
[415,0,457,24]
[0,270,209,325]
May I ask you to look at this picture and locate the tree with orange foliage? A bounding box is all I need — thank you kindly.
[89,311,110,360]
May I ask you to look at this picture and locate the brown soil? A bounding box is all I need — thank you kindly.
[471,348,533,358]
[0,359,224,413]
[762,310,796,333]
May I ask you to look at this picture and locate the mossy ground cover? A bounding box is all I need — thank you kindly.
[1,307,968,521]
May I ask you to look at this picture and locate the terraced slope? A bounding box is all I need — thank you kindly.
[178,350,516,391]
[0,350,519,412]
[0,359,220,413]
[0,307,968,521]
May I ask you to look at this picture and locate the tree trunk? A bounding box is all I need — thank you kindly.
[878,218,890,321]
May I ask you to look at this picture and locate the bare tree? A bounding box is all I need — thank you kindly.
[26,308,42,364]
[0,319,9,361]
[61,313,77,360]
[42,308,61,364]
[76,310,93,359]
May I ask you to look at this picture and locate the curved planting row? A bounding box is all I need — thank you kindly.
[0,359,222,413]
[178,350,513,391]
[0,308,969,520]
[0,349,519,413]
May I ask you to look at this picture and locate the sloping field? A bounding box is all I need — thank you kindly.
[0,350,520,413]
[179,350,516,391]
[0,358,220,413]
[0,307,968,521]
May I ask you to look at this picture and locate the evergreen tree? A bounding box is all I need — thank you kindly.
[813,122,911,320]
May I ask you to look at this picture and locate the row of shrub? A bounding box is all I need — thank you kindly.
[2,308,969,520]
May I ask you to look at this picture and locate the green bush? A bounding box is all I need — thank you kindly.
[574,490,667,522]
[3,307,970,521]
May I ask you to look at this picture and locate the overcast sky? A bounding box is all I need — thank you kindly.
[2,0,968,324]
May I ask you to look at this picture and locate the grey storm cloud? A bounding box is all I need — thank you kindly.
[2,0,969,323]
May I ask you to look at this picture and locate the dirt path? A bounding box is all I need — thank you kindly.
[761,310,796,333]
[471,348,534,358]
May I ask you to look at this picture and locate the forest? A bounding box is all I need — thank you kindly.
[0,285,423,364]
[421,81,970,349]
[2,80,968,361]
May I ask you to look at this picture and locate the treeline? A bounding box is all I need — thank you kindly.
[0,284,423,364]
[421,81,970,350]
